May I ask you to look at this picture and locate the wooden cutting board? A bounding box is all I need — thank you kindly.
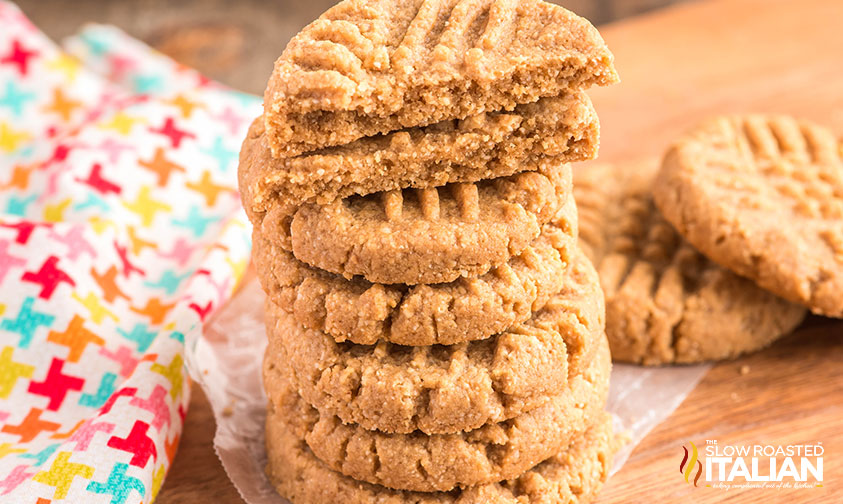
[158,0,843,502]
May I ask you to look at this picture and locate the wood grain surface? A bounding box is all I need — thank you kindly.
[125,0,840,502]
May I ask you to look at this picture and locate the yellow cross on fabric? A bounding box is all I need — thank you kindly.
[33,451,94,499]
[151,354,184,400]
[99,112,145,136]
[72,292,118,325]
[0,443,26,460]
[0,346,35,398]
[122,186,172,226]
[0,122,31,153]
[45,54,82,82]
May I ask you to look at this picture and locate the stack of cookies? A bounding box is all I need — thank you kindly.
[238,0,620,502]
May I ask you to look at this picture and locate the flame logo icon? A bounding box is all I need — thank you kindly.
[679,441,703,486]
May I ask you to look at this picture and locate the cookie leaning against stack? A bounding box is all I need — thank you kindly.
[238,0,619,502]
[575,161,807,365]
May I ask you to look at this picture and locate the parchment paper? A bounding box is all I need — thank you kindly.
[186,278,710,503]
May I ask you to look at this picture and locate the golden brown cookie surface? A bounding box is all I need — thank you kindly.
[289,162,571,284]
[253,198,580,346]
[576,161,807,365]
[262,0,617,157]
[264,333,611,492]
[264,247,605,435]
[266,397,614,504]
[240,93,598,223]
[654,115,843,318]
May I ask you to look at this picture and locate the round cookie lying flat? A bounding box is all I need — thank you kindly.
[265,398,614,504]
[264,334,611,493]
[253,198,579,346]
[576,161,806,365]
[264,247,605,435]
[289,161,571,285]
[654,115,843,317]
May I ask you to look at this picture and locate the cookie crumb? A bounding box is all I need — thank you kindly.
[739,365,750,375]
[222,405,234,417]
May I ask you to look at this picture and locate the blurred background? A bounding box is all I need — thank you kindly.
[16,0,689,95]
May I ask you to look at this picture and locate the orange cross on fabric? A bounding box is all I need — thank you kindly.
[130,298,175,325]
[122,186,171,226]
[42,88,81,122]
[47,315,105,362]
[0,346,35,398]
[166,94,203,118]
[186,170,230,206]
[127,226,155,255]
[139,147,184,187]
[3,164,32,190]
[33,451,94,499]
[151,354,184,400]
[2,408,60,442]
[91,266,129,303]
[164,432,180,464]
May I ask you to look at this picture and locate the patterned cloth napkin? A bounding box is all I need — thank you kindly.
[0,2,261,502]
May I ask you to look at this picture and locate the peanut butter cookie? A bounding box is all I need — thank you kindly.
[240,92,598,222]
[264,333,610,492]
[654,115,843,318]
[253,198,579,346]
[576,161,806,365]
[262,0,618,156]
[266,399,614,504]
[264,247,604,435]
[289,161,571,284]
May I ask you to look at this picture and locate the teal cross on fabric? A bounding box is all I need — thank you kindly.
[200,136,237,172]
[79,372,117,408]
[86,462,146,504]
[144,269,191,296]
[79,32,111,57]
[172,205,216,238]
[18,443,59,467]
[116,323,156,352]
[169,331,184,343]
[0,297,56,349]
[229,90,261,109]
[74,193,110,213]
[5,194,37,217]
[131,74,163,94]
[0,81,35,117]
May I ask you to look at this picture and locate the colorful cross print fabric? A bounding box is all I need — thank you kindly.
[0,2,261,502]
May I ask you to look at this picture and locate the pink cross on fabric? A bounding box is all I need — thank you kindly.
[0,4,260,501]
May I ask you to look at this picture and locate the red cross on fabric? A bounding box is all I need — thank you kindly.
[75,163,121,195]
[107,420,157,468]
[1,221,40,244]
[114,242,145,278]
[188,300,213,321]
[99,387,138,415]
[148,117,195,148]
[1,39,38,76]
[21,256,75,300]
[27,358,84,411]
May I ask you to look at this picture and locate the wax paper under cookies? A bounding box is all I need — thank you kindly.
[191,278,709,504]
